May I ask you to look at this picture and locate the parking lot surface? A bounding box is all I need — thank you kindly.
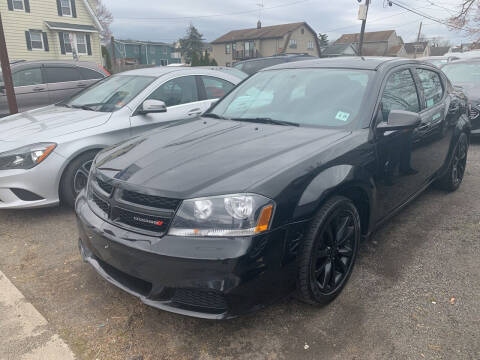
[0,143,479,360]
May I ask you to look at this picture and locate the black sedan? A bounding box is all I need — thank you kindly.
[76,57,470,319]
[441,58,480,134]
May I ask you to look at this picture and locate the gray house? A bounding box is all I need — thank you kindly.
[321,43,357,57]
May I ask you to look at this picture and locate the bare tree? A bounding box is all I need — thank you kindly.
[96,0,113,43]
[449,0,480,43]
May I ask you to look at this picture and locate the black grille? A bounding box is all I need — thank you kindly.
[96,177,114,194]
[114,207,169,233]
[172,289,227,311]
[122,189,181,210]
[92,193,110,214]
[469,106,479,120]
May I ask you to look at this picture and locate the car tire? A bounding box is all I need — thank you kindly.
[435,132,468,192]
[297,196,361,305]
[60,150,99,208]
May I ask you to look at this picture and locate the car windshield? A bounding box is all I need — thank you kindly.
[442,62,480,86]
[61,75,156,112]
[208,68,372,128]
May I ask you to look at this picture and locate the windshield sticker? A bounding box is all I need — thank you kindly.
[426,98,434,107]
[432,113,441,121]
[336,111,350,122]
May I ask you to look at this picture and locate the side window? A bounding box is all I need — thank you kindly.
[416,68,443,108]
[12,68,43,87]
[201,76,234,99]
[147,76,198,107]
[78,67,104,80]
[44,67,82,83]
[381,69,420,122]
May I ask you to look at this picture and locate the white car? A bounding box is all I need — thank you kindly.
[0,67,245,209]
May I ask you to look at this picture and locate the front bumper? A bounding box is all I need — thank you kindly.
[0,152,64,209]
[76,193,299,319]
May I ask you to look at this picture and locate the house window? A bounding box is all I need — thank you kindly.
[225,44,231,54]
[301,28,305,35]
[76,33,87,54]
[63,33,73,53]
[13,0,24,10]
[289,39,297,49]
[307,40,314,50]
[29,31,44,50]
[60,0,72,16]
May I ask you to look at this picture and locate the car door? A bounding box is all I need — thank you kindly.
[374,67,427,218]
[129,75,204,136]
[44,65,84,103]
[412,67,453,176]
[77,66,106,87]
[0,66,49,114]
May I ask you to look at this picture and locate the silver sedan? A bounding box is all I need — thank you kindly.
[0,67,245,209]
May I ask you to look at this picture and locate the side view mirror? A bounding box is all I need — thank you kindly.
[139,99,167,114]
[377,110,421,132]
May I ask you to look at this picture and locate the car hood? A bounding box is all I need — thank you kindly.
[94,118,350,198]
[454,83,480,102]
[0,105,112,143]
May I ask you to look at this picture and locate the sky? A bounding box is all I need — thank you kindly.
[102,0,471,46]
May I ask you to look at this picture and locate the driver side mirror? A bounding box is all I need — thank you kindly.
[376,110,421,132]
[139,99,167,115]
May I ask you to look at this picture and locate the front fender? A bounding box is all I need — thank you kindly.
[292,164,376,230]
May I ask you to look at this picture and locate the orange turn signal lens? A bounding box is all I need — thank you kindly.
[255,204,273,233]
[35,144,56,164]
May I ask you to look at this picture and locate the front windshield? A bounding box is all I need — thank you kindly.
[442,63,480,86]
[209,68,372,127]
[62,75,156,112]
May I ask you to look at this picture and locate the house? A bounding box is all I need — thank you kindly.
[211,21,321,66]
[321,43,357,57]
[109,39,181,66]
[0,0,103,65]
[429,46,451,57]
[404,42,430,58]
[334,30,405,57]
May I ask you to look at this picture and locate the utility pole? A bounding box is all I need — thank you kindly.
[0,13,18,115]
[414,21,423,59]
[358,0,371,56]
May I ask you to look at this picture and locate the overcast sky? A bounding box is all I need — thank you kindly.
[102,0,469,45]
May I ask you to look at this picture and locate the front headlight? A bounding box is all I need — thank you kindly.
[0,143,57,170]
[168,193,275,237]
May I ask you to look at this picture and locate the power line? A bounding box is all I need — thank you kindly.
[115,0,311,21]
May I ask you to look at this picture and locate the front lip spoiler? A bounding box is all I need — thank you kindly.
[79,241,230,320]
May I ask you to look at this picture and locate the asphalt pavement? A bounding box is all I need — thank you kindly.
[0,143,479,360]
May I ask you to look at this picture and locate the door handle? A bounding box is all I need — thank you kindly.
[77,83,87,88]
[33,87,44,92]
[187,108,202,116]
[418,123,430,131]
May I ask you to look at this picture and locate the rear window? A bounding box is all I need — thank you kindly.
[45,67,82,83]
[235,58,286,75]
[79,67,104,80]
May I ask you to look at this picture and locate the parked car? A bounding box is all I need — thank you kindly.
[76,57,469,319]
[0,67,244,209]
[441,58,480,135]
[419,56,460,67]
[0,60,109,117]
[233,53,317,75]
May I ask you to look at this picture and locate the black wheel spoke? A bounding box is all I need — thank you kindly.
[337,256,349,274]
[337,245,353,258]
[335,216,349,243]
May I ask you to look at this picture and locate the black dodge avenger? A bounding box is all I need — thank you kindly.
[76,57,470,319]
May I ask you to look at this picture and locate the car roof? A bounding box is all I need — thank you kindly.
[440,57,480,65]
[261,56,430,71]
[234,53,314,65]
[117,66,244,79]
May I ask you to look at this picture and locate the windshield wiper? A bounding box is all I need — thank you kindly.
[202,113,228,120]
[231,117,299,127]
[71,104,96,111]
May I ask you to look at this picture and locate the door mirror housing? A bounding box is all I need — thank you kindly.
[377,110,421,132]
[139,99,167,114]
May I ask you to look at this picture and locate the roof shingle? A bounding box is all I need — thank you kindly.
[212,22,306,44]
[334,30,395,44]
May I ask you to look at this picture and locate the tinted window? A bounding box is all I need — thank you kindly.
[45,67,82,83]
[210,68,372,128]
[79,67,104,80]
[416,68,443,108]
[201,76,234,99]
[12,68,43,87]
[148,76,198,107]
[381,69,420,122]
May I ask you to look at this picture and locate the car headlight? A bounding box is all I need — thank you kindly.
[168,193,275,237]
[0,143,57,170]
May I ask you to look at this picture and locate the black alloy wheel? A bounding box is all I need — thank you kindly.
[435,132,468,192]
[74,160,93,195]
[297,196,361,305]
